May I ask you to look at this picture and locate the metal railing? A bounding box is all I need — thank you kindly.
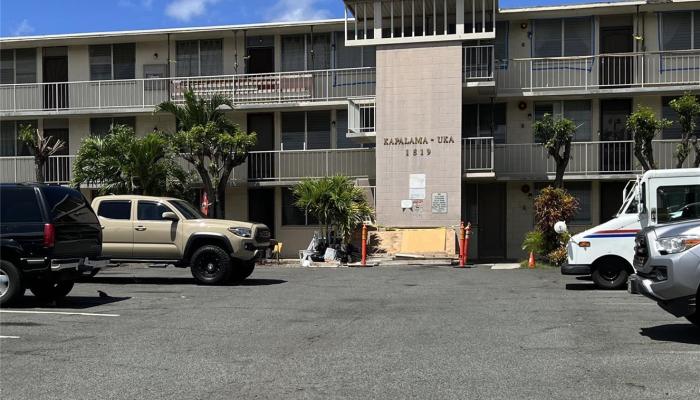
[463,45,495,81]
[0,155,75,184]
[246,148,376,182]
[462,137,494,171]
[493,139,687,177]
[497,50,700,93]
[0,67,376,113]
[348,97,376,136]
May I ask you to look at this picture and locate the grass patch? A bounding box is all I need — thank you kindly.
[519,260,560,270]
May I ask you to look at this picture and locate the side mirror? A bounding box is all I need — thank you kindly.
[162,211,179,221]
[554,221,567,234]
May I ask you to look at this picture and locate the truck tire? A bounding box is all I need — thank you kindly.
[591,262,628,290]
[686,312,700,327]
[230,260,256,283]
[29,279,74,302]
[190,245,232,285]
[0,260,23,306]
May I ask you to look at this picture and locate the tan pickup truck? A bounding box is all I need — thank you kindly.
[91,195,271,284]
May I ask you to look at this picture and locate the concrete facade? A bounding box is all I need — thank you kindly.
[375,42,463,227]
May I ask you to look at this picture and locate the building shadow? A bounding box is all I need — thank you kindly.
[639,324,700,345]
[565,283,597,291]
[7,295,131,310]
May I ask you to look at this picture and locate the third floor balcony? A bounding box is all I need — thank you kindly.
[0,67,376,117]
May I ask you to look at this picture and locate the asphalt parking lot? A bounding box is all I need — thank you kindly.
[1,264,699,400]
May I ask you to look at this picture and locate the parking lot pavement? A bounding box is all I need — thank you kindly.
[1,264,699,400]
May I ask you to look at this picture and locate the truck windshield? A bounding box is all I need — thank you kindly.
[617,181,639,216]
[657,185,700,223]
[169,200,205,220]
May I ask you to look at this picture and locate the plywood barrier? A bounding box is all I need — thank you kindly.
[368,228,457,256]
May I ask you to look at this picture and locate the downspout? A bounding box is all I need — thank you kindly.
[309,26,315,71]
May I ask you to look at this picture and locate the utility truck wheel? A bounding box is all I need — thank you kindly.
[591,262,628,290]
[190,245,232,285]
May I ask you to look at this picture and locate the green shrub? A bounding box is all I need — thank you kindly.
[521,230,545,256]
[533,186,579,256]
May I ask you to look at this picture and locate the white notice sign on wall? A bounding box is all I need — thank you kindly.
[409,174,426,200]
[431,192,448,214]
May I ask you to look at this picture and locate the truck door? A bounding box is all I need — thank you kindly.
[95,200,134,258]
[133,200,180,259]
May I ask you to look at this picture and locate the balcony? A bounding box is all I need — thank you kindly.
[0,67,376,116]
[463,138,688,179]
[496,50,700,96]
[0,148,376,185]
[347,97,376,142]
[463,45,495,86]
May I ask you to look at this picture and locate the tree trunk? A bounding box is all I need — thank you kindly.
[34,158,45,183]
[692,139,700,168]
[214,180,226,219]
[644,139,657,169]
[634,145,651,171]
[676,135,690,168]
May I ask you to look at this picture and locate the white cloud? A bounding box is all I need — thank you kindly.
[165,0,219,22]
[12,19,34,36]
[268,0,332,22]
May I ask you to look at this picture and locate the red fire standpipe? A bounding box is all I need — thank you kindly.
[464,222,472,265]
[361,224,367,266]
[459,221,466,267]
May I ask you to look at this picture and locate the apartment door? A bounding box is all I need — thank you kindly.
[248,188,275,238]
[600,99,632,173]
[475,183,507,260]
[247,113,275,179]
[600,181,628,223]
[600,27,633,87]
[42,47,69,109]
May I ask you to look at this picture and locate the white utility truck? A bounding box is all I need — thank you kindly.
[559,168,700,289]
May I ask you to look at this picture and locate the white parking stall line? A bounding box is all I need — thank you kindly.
[0,310,119,317]
[0,335,20,339]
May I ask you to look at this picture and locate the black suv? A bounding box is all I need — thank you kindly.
[0,184,105,305]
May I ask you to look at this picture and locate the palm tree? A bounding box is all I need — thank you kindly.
[18,125,66,183]
[156,90,256,218]
[293,176,373,245]
[72,125,188,196]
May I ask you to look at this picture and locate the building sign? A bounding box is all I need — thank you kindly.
[382,136,456,157]
[431,192,448,214]
[409,174,426,200]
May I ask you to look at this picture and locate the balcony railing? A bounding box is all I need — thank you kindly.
[463,45,495,82]
[497,50,700,93]
[462,137,494,171]
[247,148,375,182]
[0,67,376,114]
[0,148,376,185]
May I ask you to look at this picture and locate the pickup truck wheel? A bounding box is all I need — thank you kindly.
[0,260,23,306]
[29,280,74,302]
[190,245,232,285]
[230,260,256,283]
[591,262,628,290]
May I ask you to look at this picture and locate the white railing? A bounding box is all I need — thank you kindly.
[0,67,376,113]
[0,155,75,184]
[497,50,700,93]
[462,137,494,171]
[247,148,376,181]
[494,139,687,177]
[463,45,494,81]
[348,97,376,136]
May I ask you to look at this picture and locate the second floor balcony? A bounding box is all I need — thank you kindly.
[0,67,376,116]
[463,137,689,179]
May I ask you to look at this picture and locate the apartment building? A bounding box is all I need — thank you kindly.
[0,0,698,259]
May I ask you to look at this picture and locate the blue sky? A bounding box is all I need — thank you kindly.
[1,0,619,37]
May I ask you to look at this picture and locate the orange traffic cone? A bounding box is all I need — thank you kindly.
[528,252,536,269]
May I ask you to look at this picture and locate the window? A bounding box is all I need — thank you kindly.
[494,21,509,61]
[534,182,591,224]
[98,201,132,220]
[281,35,306,72]
[170,200,204,220]
[534,100,591,141]
[334,32,376,68]
[308,33,331,70]
[0,187,43,223]
[176,39,223,77]
[281,111,332,150]
[462,103,506,144]
[0,48,37,84]
[137,201,173,221]
[662,96,700,139]
[282,188,318,226]
[660,11,698,50]
[533,18,593,57]
[657,184,700,223]
[90,117,136,137]
[89,43,135,80]
[41,187,97,224]
[0,120,36,156]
